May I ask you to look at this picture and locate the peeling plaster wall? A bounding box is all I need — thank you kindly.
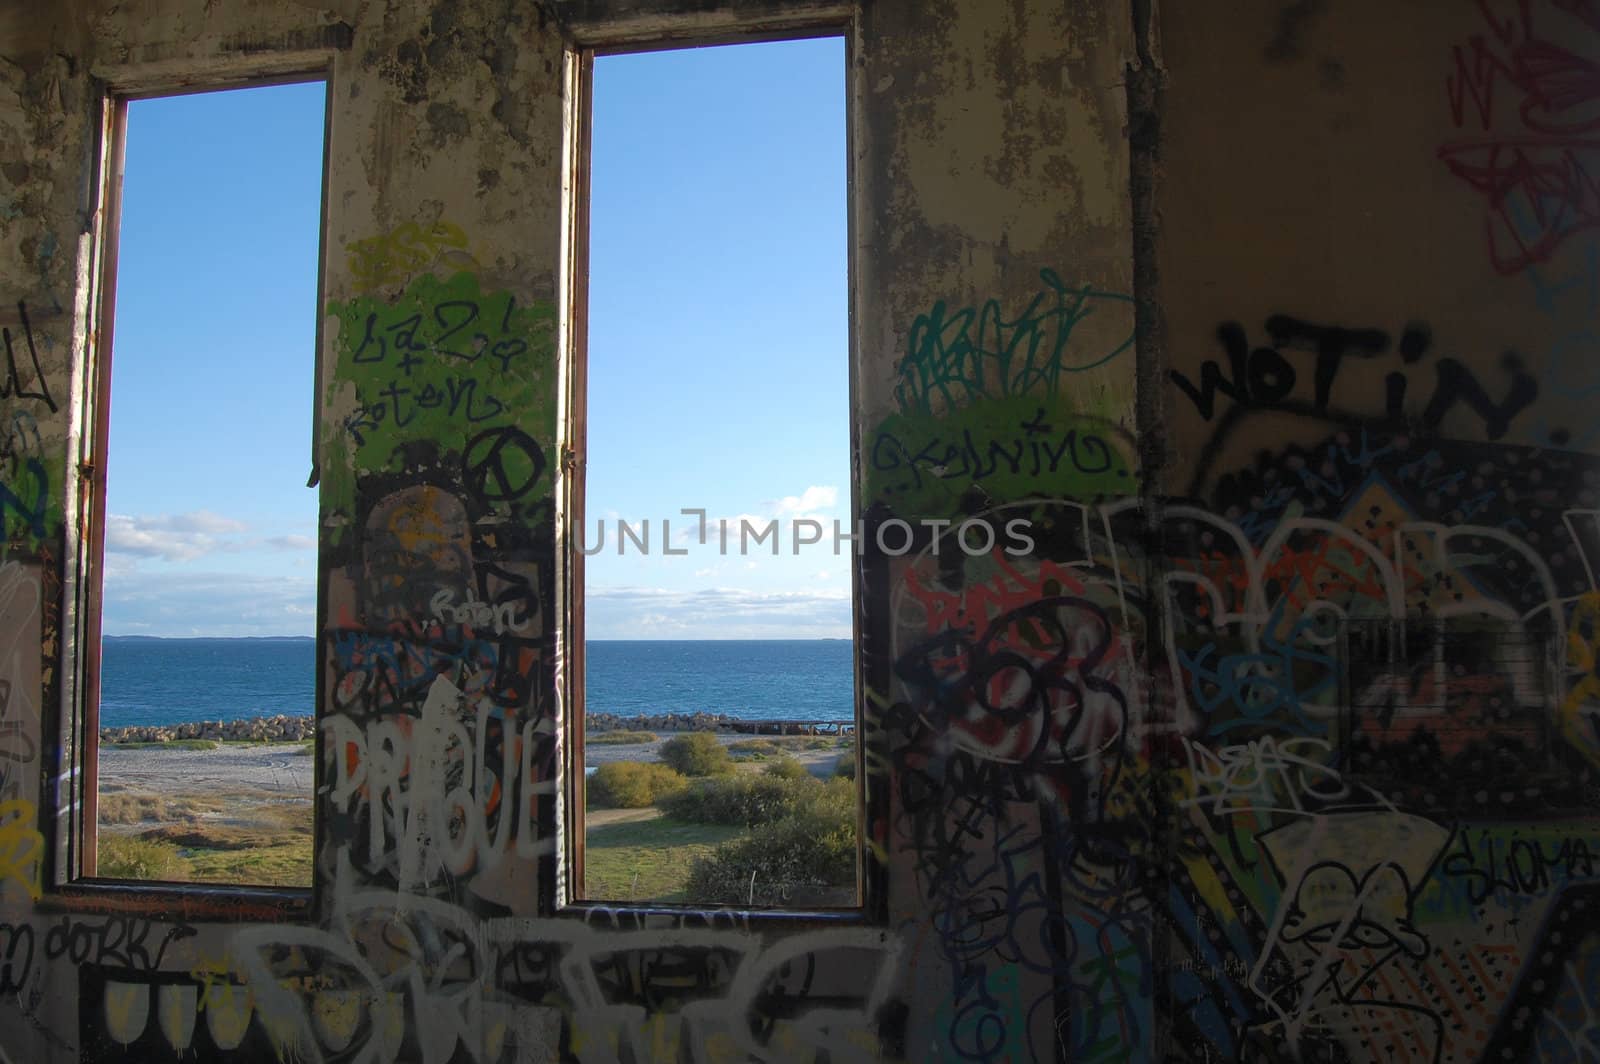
[2,0,1600,1061]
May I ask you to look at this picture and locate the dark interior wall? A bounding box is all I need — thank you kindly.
[0,0,1596,1061]
[1151,4,1600,1058]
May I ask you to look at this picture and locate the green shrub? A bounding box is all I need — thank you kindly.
[658,733,733,777]
[98,834,189,880]
[589,731,659,745]
[833,753,857,780]
[763,756,809,781]
[658,772,841,827]
[685,786,856,907]
[814,776,856,815]
[727,739,780,759]
[587,761,689,809]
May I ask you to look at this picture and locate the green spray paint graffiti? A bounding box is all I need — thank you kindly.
[0,409,60,559]
[322,271,556,517]
[893,269,1135,418]
[867,397,1136,516]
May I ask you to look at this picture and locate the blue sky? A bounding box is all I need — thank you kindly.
[102,81,325,637]
[102,37,850,639]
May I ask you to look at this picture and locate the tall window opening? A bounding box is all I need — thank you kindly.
[574,36,858,907]
[87,79,328,886]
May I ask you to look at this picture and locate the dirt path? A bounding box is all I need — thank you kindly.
[586,807,664,829]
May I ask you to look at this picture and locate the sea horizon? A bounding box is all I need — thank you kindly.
[99,635,854,729]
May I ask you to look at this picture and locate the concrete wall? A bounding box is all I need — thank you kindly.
[0,0,1595,1059]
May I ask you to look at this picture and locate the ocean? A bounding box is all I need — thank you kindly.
[99,636,854,728]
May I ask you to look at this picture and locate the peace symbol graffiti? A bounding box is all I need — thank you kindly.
[462,426,546,505]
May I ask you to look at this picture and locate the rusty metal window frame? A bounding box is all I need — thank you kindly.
[556,19,871,919]
[59,69,333,917]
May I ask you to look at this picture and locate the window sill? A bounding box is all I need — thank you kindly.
[39,880,313,923]
[556,898,872,929]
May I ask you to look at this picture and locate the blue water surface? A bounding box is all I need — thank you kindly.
[99,637,853,728]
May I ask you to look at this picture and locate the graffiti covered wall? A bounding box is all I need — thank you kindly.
[1144,1,1600,1058]
[0,0,1596,1060]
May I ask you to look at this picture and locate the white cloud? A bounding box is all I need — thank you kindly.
[585,583,851,640]
[770,485,837,517]
[104,511,318,563]
[666,511,758,546]
[105,510,248,561]
[162,511,249,534]
[101,569,316,637]
[662,486,840,548]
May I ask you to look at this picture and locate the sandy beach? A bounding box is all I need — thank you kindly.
[99,741,313,797]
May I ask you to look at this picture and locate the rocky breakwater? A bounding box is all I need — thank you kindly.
[586,711,742,733]
[101,714,314,745]
[585,711,854,736]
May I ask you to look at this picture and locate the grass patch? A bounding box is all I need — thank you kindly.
[182,837,313,887]
[98,792,227,825]
[589,730,659,745]
[583,816,744,902]
[141,801,311,845]
[99,831,313,887]
[728,736,850,759]
[97,788,313,887]
[97,834,189,880]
